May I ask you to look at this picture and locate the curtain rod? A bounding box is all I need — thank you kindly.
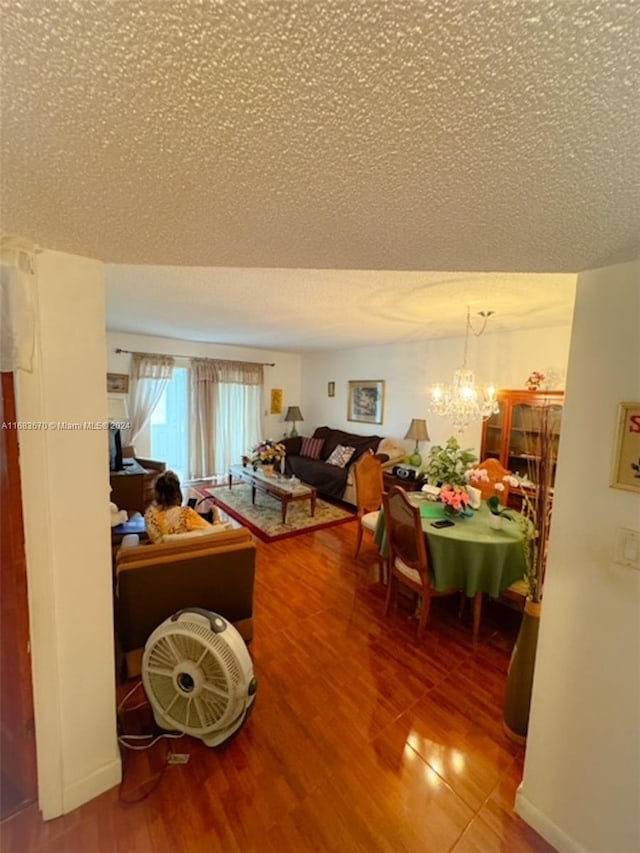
[114,348,275,367]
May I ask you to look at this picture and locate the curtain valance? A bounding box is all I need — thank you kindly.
[132,353,174,380]
[191,359,263,386]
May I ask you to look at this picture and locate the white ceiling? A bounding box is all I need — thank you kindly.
[1,0,636,350]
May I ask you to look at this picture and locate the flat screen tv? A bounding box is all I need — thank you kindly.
[109,425,124,472]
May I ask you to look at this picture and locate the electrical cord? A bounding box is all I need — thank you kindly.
[117,678,186,804]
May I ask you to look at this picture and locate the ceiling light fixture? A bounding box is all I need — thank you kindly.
[429,308,499,433]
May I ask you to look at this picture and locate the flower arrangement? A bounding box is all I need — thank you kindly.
[439,485,471,514]
[424,437,478,488]
[526,370,546,391]
[251,439,286,465]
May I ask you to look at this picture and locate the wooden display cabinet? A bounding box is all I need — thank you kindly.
[480,389,564,509]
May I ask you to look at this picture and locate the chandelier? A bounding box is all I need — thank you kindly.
[429,308,499,433]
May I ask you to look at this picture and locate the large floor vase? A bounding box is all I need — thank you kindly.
[503,598,541,745]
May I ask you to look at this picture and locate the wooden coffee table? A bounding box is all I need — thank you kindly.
[228,465,316,524]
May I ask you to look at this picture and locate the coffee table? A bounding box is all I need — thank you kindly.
[228,464,316,524]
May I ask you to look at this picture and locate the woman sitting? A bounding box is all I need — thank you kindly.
[145,470,221,544]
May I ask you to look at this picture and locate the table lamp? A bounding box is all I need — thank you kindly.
[284,405,304,437]
[404,418,430,467]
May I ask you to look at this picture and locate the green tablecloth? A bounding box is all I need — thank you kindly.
[374,500,527,598]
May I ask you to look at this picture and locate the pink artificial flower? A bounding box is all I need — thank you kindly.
[440,485,470,510]
[494,482,505,492]
[467,467,490,483]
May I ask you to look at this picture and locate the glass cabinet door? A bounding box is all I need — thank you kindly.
[508,403,562,486]
[482,405,505,459]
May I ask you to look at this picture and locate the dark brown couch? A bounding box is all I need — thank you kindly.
[281,426,405,504]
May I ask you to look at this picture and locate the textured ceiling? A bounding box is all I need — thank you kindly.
[105,265,577,351]
[0,0,636,349]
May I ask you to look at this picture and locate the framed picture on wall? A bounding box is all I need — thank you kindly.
[107,373,129,394]
[611,401,640,493]
[270,388,284,415]
[347,380,385,425]
[327,381,335,398]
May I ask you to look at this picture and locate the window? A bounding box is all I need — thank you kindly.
[150,362,262,482]
[150,367,189,482]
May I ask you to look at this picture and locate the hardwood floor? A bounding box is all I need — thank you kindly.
[0,522,555,852]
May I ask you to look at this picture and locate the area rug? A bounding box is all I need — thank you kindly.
[190,483,356,543]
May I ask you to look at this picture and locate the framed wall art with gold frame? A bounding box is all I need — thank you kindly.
[270,388,284,415]
[611,401,640,493]
[107,373,129,394]
[347,380,385,425]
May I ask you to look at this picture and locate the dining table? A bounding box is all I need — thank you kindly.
[374,497,528,640]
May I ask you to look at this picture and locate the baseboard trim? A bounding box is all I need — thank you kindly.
[515,790,586,853]
[61,758,122,816]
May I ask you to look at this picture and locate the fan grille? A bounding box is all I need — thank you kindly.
[145,621,245,732]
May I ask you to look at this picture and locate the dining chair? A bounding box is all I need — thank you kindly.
[353,452,384,560]
[383,485,459,642]
[475,458,512,503]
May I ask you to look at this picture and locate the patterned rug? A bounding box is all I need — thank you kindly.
[189,483,356,542]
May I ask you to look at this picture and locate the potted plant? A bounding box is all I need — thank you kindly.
[423,436,477,488]
[503,405,558,742]
[486,492,514,529]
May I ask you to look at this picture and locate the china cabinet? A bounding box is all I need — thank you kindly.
[480,390,564,509]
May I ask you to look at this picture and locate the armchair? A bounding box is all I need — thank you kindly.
[115,526,256,677]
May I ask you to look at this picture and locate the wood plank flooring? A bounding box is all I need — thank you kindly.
[1,521,555,852]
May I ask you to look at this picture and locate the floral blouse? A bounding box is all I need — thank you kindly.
[144,503,217,544]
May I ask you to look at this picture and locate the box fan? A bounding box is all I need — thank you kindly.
[142,608,257,747]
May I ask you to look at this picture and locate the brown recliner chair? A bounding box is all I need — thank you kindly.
[115,527,256,677]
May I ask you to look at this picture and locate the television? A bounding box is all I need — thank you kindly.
[107,396,128,472]
[109,425,124,472]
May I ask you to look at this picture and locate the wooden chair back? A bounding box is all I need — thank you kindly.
[353,452,384,517]
[384,486,431,592]
[382,485,461,642]
[475,458,511,504]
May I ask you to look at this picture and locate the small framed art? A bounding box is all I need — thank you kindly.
[107,373,129,394]
[270,388,284,415]
[347,380,385,425]
[327,381,335,398]
[611,401,640,493]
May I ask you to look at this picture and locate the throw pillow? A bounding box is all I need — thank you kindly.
[326,444,356,468]
[300,436,325,459]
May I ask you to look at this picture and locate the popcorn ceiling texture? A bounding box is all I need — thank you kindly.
[1,0,638,275]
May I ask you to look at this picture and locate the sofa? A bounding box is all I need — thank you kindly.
[281,425,405,505]
[115,526,256,677]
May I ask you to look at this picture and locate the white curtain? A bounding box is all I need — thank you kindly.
[189,359,263,479]
[0,242,37,372]
[128,353,174,445]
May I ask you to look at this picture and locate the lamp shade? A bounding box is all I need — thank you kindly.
[284,406,304,423]
[107,396,129,421]
[404,418,429,442]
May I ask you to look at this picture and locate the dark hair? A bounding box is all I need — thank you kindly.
[154,470,183,509]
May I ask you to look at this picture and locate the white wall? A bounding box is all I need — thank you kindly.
[516,261,640,852]
[15,250,121,818]
[301,325,573,458]
[106,331,301,456]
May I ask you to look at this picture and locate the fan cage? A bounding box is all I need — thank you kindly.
[143,620,247,734]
